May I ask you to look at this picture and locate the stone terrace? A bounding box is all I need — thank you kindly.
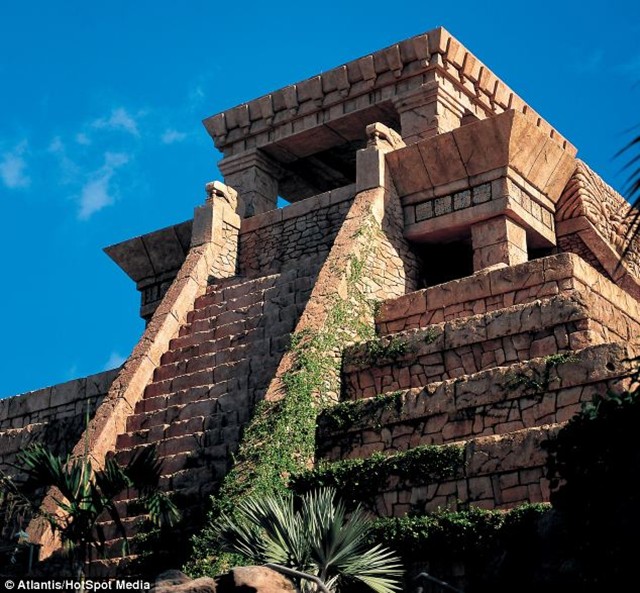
[314,254,638,514]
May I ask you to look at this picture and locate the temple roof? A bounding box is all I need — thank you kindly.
[203,27,574,159]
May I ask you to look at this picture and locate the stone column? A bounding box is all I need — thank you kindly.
[471,216,528,271]
[192,180,241,278]
[218,149,282,217]
[392,74,465,143]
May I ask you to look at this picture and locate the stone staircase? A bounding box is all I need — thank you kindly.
[314,254,639,516]
[92,270,307,574]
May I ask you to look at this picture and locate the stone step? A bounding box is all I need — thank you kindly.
[186,300,265,327]
[154,343,255,383]
[143,357,252,400]
[97,515,143,542]
[168,324,266,353]
[310,424,562,517]
[161,334,261,365]
[387,424,562,514]
[322,342,633,461]
[159,465,220,493]
[193,275,282,312]
[203,272,281,298]
[115,426,234,479]
[344,292,616,400]
[115,431,215,465]
[376,253,640,344]
[178,313,264,340]
[119,414,219,449]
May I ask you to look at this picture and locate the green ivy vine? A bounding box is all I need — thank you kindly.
[290,443,465,512]
[318,391,404,433]
[185,213,385,576]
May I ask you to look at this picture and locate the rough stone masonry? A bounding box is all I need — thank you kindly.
[2,27,639,575]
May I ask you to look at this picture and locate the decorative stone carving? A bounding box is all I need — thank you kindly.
[206,180,239,212]
[557,160,640,288]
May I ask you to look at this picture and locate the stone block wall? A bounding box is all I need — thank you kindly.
[237,184,355,276]
[376,253,640,335]
[323,342,632,462]
[0,369,118,544]
[344,295,640,400]
[0,369,118,475]
[311,252,639,520]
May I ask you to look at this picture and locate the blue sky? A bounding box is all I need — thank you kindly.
[1,0,639,398]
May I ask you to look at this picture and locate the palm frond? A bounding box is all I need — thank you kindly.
[618,128,640,210]
[214,488,403,593]
[12,441,181,575]
[125,446,163,494]
[95,456,129,500]
[142,490,181,528]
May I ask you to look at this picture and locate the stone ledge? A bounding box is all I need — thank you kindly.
[322,342,632,461]
[239,183,356,234]
[0,368,118,424]
[316,424,562,515]
[377,253,640,333]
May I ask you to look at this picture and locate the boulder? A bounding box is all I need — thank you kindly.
[153,569,217,593]
[216,566,297,593]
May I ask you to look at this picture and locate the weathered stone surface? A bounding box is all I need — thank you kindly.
[4,29,639,585]
[153,570,217,593]
[216,567,296,593]
[557,160,640,300]
[204,28,571,168]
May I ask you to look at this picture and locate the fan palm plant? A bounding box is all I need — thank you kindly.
[214,488,402,593]
[619,128,640,210]
[15,442,180,581]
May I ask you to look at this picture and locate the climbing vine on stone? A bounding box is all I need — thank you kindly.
[185,213,386,577]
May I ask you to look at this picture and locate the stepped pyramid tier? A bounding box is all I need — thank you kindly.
[2,26,639,577]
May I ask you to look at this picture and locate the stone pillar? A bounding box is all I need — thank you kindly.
[471,216,528,271]
[393,75,465,143]
[356,122,406,194]
[192,180,241,278]
[218,149,282,217]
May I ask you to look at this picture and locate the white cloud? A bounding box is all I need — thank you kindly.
[65,363,79,381]
[77,151,130,220]
[161,129,187,144]
[91,107,140,137]
[0,140,30,189]
[104,351,127,370]
[75,132,91,145]
[188,85,205,109]
[48,136,80,182]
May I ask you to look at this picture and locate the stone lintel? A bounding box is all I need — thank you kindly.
[388,110,576,202]
[105,221,193,321]
[105,220,192,284]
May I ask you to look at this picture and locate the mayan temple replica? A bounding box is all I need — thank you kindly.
[2,27,640,586]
